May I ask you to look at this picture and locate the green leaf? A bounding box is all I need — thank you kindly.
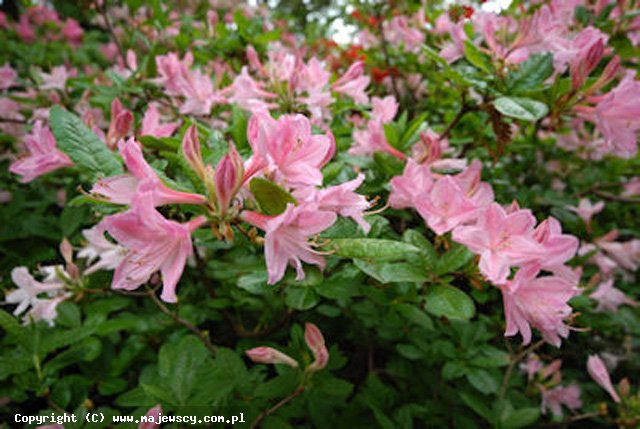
[398,112,428,150]
[249,177,296,215]
[158,335,211,405]
[435,244,474,275]
[493,97,548,121]
[285,286,319,310]
[501,408,540,429]
[49,106,123,178]
[383,123,399,147]
[466,368,499,394]
[325,239,421,261]
[354,260,428,283]
[506,53,554,93]
[394,303,434,330]
[425,285,475,320]
[464,41,492,73]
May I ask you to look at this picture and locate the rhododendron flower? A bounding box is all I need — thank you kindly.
[103,184,207,302]
[246,112,335,187]
[531,217,579,269]
[440,22,467,63]
[501,263,579,346]
[331,61,370,104]
[16,15,35,43]
[587,355,621,403]
[371,96,398,123]
[540,384,582,417]
[245,347,299,367]
[0,63,17,90]
[77,223,126,275]
[589,279,637,312]
[140,104,179,138]
[139,405,162,429]
[9,121,73,183]
[389,159,434,209]
[453,203,544,284]
[39,66,71,91]
[223,66,277,113]
[214,142,245,216]
[305,322,329,371]
[384,16,423,53]
[106,98,133,150]
[242,203,337,284]
[567,199,604,226]
[92,138,206,206]
[351,97,405,159]
[61,18,83,46]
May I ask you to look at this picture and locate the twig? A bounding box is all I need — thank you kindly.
[0,116,27,124]
[250,386,305,429]
[95,0,126,61]
[498,339,544,401]
[592,190,640,203]
[440,96,472,140]
[146,286,217,357]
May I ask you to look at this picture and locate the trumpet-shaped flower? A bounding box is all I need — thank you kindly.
[77,222,126,275]
[540,384,582,417]
[91,138,206,206]
[140,104,179,138]
[102,184,207,303]
[242,203,336,284]
[9,121,73,183]
[587,355,620,403]
[589,279,637,312]
[501,263,579,347]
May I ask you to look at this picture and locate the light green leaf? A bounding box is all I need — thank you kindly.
[425,285,475,320]
[464,41,492,73]
[493,97,549,121]
[249,177,297,215]
[325,239,421,261]
[506,53,554,93]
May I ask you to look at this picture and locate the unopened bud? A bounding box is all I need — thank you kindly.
[246,347,299,367]
[305,322,329,371]
[181,125,206,179]
[214,143,244,216]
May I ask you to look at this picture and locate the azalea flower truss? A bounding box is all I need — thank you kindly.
[1,1,640,428]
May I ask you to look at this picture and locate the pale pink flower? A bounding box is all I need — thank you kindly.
[389,159,434,209]
[245,347,299,367]
[540,384,582,417]
[9,121,73,183]
[590,279,637,312]
[452,203,544,284]
[331,61,370,104]
[567,199,604,226]
[16,15,35,43]
[242,203,337,284]
[223,66,276,113]
[305,322,329,371]
[39,66,70,91]
[91,138,206,206]
[384,16,423,53]
[531,217,579,269]
[5,267,65,317]
[440,22,467,64]
[622,177,640,197]
[106,98,133,150]
[61,18,83,46]
[351,119,405,160]
[27,296,70,327]
[77,222,127,275]
[214,143,245,216]
[520,354,544,381]
[246,113,334,187]
[587,355,621,403]
[595,231,640,273]
[501,263,579,346]
[371,96,398,123]
[139,405,162,429]
[140,104,179,138]
[0,63,17,90]
[103,184,207,302]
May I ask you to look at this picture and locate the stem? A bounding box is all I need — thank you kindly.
[440,97,472,140]
[146,286,216,357]
[250,386,305,429]
[95,0,126,61]
[0,116,27,124]
[498,339,544,401]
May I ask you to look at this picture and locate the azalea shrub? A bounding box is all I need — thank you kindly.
[1,0,640,428]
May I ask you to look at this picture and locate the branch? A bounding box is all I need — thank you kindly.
[498,339,544,401]
[146,286,217,357]
[250,386,305,429]
[440,97,472,140]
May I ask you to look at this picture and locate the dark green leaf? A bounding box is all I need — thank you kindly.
[425,285,475,320]
[249,178,297,215]
[493,97,548,121]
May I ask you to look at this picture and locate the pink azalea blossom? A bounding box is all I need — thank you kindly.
[371,96,398,123]
[61,18,83,46]
[500,263,580,346]
[106,98,133,150]
[440,22,467,64]
[350,97,405,159]
[246,112,335,187]
[331,61,370,104]
[103,184,207,302]
[39,66,71,91]
[540,384,582,417]
[140,104,179,138]
[9,121,73,183]
[223,66,276,113]
[452,203,544,284]
[242,203,337,284]
[139,405,162,429]
[91,138,206,206]
[16,15,35,43]
[531,217,579,269]
[245,347,299,367]
[305,322,329,371]
[589,278,637,312]
[384,16,423,53]
[389,159,434,209]
[567,198,604,226]
[587,355,621,403]
[0,63,17,90]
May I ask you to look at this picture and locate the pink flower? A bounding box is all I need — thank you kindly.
[61,18,83,46]
[351,120,405,160]
[39,66,71,91]
[389,159,434,209]
[305,322,329,371]
[245,347,299,367]
[540,384,582,417]
[246,113,335,187]
[0,97,24,137]
[139,405,162,429]
[501,263,579,346]
[589,279,637,312]
[9,121,73,183]
[223,66,276,113]
[16,15,35,43]
[331,61,370,104]
[531,217,579,269]
[440,22,467,64]
[567,198,604,226]
[103,184,207,302]
[214,143,245,216]
[384,16,423,53]
[106,98,133,150]
[587,355,621,403]
[452,203,544,284]
[242,203,337,284]
[91,138,206,206]
[140,104,179,138]
[0,63,17,91]
[371,96,398,123]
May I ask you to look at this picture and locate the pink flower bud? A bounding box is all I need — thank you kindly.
[305,322,329,371]
[107,98,133,150]
[181,125,205,179]
[332,61,365,89]
[214,143,244,216]
[587,355,620,403]
[590,55,620,93]
[246,45,268,77]
[246,347,299,367]
[138,404,162,429]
